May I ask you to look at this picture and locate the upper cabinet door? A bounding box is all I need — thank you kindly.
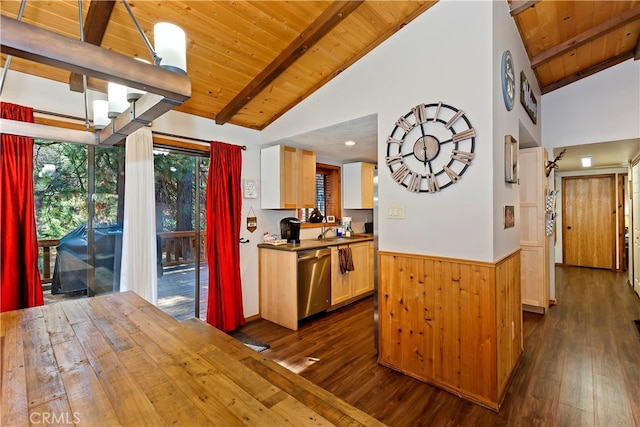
[261,145,316,209]
[343,162,374,209]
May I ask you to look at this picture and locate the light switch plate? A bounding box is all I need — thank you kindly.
[388,205,405,219]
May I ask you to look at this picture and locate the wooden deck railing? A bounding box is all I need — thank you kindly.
[38,239,59,285]
[37,231,207,285]
[157,231,208,267]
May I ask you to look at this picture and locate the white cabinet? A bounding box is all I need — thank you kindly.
[520,147,549,313]
[261,145,316,209]
[342,162,374,209]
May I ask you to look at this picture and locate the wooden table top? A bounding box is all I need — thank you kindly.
[1,291,385,426]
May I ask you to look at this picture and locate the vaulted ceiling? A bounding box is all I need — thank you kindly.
[1,0,639,132]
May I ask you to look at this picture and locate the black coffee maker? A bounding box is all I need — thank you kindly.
[280,217,301,244]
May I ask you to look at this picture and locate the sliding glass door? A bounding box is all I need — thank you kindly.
[34,139,207,318]
[34,141,124,299]
[154,148,209,320]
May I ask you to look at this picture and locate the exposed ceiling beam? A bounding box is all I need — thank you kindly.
[541,51,634,94]
[69,0,116,92]
[215,0,364,125]
[258,1,439,130]
[509,0,540,16]
[531,5,640,69]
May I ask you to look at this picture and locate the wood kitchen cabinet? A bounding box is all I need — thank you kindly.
[259,248,298,330]
[342,162,374,209]
[261,145,316,209]
[330,241,373,306]
[259,237,374,330]
[520,147,549,313]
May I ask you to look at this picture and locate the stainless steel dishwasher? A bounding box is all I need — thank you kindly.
[297,248,331,320]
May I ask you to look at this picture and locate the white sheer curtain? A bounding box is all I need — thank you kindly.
[120,128,157,304]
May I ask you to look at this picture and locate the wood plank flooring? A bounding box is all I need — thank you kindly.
[239,266,640,426]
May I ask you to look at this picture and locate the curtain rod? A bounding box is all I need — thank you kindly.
[33,108,247,150]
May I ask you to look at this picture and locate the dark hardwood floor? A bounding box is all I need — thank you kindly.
[239,266,640,426]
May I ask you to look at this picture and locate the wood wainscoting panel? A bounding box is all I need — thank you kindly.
[378,250,523,411]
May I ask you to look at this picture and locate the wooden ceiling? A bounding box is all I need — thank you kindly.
[1,1,639,131]
[511,0,640,94]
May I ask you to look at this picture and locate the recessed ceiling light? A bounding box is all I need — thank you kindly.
[581,156,592,167]
[344,140,356,146]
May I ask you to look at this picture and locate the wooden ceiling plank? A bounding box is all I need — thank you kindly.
[541,51,634,94]
[215,0,364,125]
[252,1,438,130]
[69,0,116,92]
[510,0,541,17]
[530,4,640,68]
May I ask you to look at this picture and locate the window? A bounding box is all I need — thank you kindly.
[300,163,340,224]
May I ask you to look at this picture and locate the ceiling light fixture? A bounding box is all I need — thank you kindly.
[154,23,187,74]
[92,100,109,131]
[345,140,356,146]
[581,156,592,167]
[108,82,129,119]
[127,58,150,102]
[0,11,191,147]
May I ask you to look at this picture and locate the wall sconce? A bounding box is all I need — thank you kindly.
[154,22,187,74]
[107,82,128,118]
[92,99,109,130]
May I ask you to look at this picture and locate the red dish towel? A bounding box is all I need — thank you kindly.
[339,247,355,274]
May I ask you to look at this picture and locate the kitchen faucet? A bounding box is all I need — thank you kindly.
[319,225,335,239]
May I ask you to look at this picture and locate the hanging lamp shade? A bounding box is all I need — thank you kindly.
[93,100,109,130]
[127,58,150,102]
[154,22,187,74]
[108,82,129,118]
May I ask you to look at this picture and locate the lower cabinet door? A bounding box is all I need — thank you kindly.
[331,246,351,305]
[349,242,372,297]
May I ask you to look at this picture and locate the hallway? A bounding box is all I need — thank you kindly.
[239,266,640,426]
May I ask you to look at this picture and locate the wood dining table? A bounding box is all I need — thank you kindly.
[1,291,384,426]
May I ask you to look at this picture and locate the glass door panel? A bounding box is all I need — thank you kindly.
[89,145,125,296]
[155,149,207,320]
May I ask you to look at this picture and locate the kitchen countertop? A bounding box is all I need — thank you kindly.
[258,233,373,252]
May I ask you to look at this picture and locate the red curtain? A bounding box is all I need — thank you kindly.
[1,102,44,312]
[206,141,245,331]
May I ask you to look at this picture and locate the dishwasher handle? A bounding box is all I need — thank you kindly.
[297,249,331,262]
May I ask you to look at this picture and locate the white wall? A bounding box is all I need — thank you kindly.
[265,0,502,262]
[542,59,640,149]
[491,0,542,261]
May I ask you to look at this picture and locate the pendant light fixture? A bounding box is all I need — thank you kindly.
[107,82,128,118]
[127,58,150,102]
[154,22,187,74]
[92,99,109,130]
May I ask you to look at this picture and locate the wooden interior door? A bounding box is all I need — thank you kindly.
[562,175,615,269]
[633,164,640,296]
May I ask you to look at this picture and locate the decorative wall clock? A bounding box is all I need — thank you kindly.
[501,50,515,111]
[385,102,476,193]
